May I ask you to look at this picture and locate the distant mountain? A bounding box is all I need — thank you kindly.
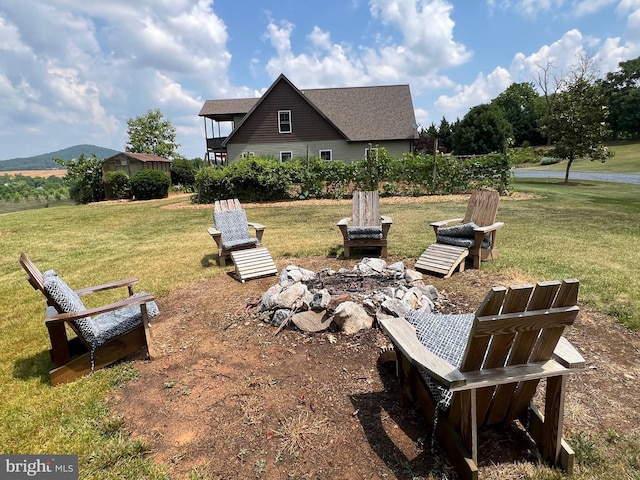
[0,145,120,171]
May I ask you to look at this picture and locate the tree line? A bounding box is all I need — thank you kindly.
[419,54,640,182]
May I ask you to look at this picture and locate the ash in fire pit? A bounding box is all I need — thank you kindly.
[257,258,442,335]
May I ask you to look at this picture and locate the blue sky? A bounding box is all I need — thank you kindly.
[1,0,639,161]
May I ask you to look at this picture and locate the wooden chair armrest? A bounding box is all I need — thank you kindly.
[450,359,580,392]
[208,227,223,248]
[472,222,505,234]
[74,277,138,296]
[381,216,393,225]
[430,218,464,228]
[247,222,265,243]
[45,294,155,323]
[378,317,467,389]
[247,221,265,231]
[553,336,586,369]
[337,217,351,227]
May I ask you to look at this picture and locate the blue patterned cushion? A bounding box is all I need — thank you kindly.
[91,293,159,347]
[43,274,95,345]
[405,311,475,409]
[213,209,259,250]
[44,275,159,349]
[347,225,383,240]
[437,222,491,249]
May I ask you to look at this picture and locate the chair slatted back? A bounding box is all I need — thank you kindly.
[352,191,381,227]
[214,198,243,212]
[462,189,500,227]
[449,279,580,427]
[19,253,64,312]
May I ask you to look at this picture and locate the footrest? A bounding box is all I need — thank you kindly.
[415,244,469,278]
[230,247,278,283]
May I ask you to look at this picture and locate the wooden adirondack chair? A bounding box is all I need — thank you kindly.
[208,198,266,267]
[378,279,585,480]
[19,253,158,386]
[337,191,392,259]
[415,189,504,278]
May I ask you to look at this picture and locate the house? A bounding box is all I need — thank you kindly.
[102,152,171,199]
[198,74,418,164]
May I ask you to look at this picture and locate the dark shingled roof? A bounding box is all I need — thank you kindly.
[199,76,417,142]
[302,84,417,141]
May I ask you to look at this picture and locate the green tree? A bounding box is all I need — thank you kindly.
[600,56,640,139]
[492,82,544,146]
[54,154,104,204]
[452,104,513,155]
[125,109,180,159]
[543,76,611,183]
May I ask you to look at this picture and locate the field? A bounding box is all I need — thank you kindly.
[7,169,68,177]
[2,177,640,479]
[1,144,640,479]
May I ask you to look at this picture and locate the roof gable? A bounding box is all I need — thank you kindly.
[200,74,418,143]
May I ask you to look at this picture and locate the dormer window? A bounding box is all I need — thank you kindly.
[278,110,292,133]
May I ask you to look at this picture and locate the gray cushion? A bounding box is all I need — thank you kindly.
[347,225,383,240]
[43,274,159,349]
[437,222,478,238]
[405,311,475,409]
[213,209,258,250]
[436,235,491,249]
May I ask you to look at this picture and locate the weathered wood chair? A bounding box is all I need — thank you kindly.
[378,279,585,480]
[208,198,266,267]
[337,191,392,259]
[415,189,504,278]
[19,253,158,386]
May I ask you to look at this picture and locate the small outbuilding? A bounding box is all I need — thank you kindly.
[102,152,171,199]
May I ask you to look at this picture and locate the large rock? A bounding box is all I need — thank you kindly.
[333,301,373,334]
[291,310,333,333]
[274,282,312,310]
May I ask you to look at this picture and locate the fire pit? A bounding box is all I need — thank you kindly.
[256,258,442,334]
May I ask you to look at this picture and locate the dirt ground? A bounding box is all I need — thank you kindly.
[111,255,640,480]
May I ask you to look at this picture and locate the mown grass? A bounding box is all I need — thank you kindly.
[1,179,639,479]
[520,140,640,174]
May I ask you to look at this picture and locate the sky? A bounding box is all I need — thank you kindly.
[1,0,639,161]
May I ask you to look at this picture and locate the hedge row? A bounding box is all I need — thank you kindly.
[192,150,511,204]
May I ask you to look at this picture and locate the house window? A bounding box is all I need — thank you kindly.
[280,151,292,162]
[278,110,292,133]
[365,146,378,160]
[241,151,255,158]
[319,149,332,161]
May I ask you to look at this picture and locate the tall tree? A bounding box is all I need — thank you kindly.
[492,82,544,146]
[125,109,180,159]
[600,56,640,139]
[542,55,611,183]
[452,104,513,155]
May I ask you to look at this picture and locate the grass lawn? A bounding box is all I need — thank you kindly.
[518,140,640,174]
[1,178,639,478]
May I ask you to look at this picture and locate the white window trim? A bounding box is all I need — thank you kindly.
[278,110,292,134]
[280,151,293,162]
[319,149,332,161]
[365,146,379,160]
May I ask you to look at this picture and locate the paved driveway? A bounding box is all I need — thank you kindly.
[512,169,640,185]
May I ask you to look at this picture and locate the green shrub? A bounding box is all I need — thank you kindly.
[104,170,130,199]
[540,156,561,165]
[130,170,170,200]
[170,158,197,188]
[193,166,233,203]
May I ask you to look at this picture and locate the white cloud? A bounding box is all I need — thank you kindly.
[263,0,468,92]
[435,67,512,119]
[0,0,235,158]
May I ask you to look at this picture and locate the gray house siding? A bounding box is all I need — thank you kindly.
[227,139,413,163]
